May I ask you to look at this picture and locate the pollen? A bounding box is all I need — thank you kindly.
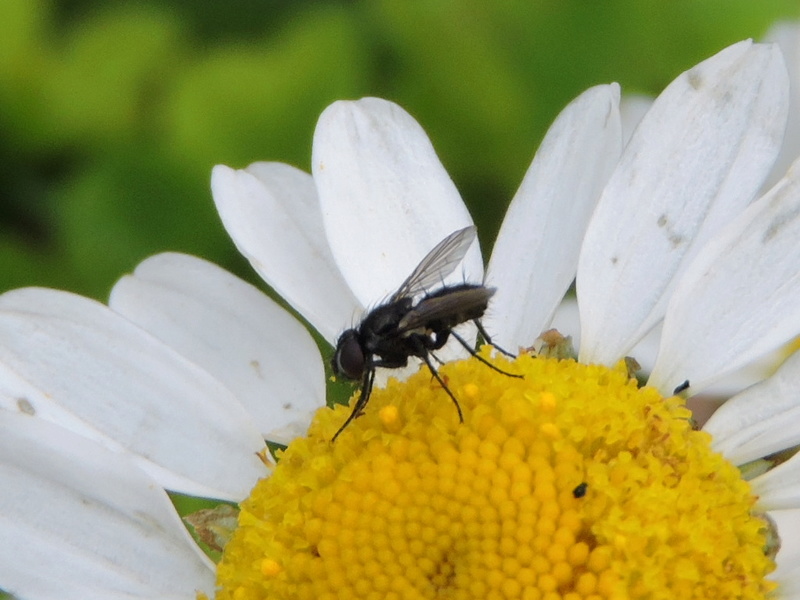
[379,404,403,433]
[213,353,775,600]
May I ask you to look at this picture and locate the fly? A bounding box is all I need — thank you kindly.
[331,225,520,441]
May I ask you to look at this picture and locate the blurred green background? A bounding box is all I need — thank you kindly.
[1,0,798,302]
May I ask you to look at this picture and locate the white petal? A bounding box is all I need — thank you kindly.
[682,348,780,400]
[578,41,789,365]
[550,295,663,368]
[649,157,800,394]
[0,287,266,501]
[0,412,213,600]
[768,508,800,588]
[704,351,800,466]
[109,253,325,445]
[485,84,622,349]
[542,297,778,404]
[764,22,800,189]
[312,98,481,307]
[212,162,359,343]
[753,453,800,511]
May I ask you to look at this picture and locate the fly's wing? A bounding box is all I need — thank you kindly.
[397,286,495,334]
[390,226,477,301]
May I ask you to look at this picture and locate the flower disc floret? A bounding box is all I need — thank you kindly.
[214,353,775,600]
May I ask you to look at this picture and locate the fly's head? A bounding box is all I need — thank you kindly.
[332,328,365,381]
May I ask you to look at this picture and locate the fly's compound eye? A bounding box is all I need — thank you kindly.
[333,329,365,380]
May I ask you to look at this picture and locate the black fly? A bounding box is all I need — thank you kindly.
[331,225,520,441]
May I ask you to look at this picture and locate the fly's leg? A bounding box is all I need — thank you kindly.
[429,351,446,366]
[419,352,464,423]
[332,366,376,442]
[450,328,523,379]
[474,319,517,358]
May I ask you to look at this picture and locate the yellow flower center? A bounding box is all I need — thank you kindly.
[213,353,775,600]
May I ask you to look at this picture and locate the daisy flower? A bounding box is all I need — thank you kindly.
[2,39,800,600]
